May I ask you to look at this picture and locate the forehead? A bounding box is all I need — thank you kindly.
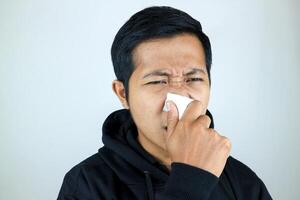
[132,33,206,75]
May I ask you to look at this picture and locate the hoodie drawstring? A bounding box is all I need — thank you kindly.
[144,171,154,200]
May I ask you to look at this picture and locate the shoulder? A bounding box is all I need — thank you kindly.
[226,156,259,180]
[58,148,116,198]
[67,150,113,178]
[225,156,272,199]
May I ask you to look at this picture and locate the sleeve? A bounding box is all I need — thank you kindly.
[156,162,219,200]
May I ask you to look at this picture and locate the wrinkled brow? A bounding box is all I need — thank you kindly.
[142,67,206,79]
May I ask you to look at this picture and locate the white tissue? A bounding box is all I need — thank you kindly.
[163,93,193,119]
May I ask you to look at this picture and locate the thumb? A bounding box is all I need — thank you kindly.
[165,100,179,141]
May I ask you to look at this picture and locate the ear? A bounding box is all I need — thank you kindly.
[112,80,129,109]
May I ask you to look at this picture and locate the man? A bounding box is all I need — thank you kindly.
[58,6,272,200]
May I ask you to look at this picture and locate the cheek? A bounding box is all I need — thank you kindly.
[189,86,210,105]
[141,95,166,116]
[135,86,167,111]
[129,90,165,120]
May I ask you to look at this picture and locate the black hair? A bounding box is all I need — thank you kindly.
[111,6,212,102]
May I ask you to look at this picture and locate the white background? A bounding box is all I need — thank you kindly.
[1,0,299,199]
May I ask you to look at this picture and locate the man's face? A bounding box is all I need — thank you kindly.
[127,33,210,156]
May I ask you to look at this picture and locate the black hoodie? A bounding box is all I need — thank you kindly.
[58,109,272,200]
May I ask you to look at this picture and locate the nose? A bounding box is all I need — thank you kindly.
[167,76,191,98]
[169,76,183,87]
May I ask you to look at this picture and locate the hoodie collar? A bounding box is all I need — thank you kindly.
[101,108,215,183]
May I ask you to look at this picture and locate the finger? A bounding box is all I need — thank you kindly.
[165,100,179,141]
[181,100,206,122]
[194,114,211,128]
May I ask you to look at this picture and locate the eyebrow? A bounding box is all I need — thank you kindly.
[142,70,170,79]
[142,67,206,79]
[184,68,207,76]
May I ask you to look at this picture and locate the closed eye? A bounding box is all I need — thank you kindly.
[186,78,204,82]
[146,80,167,85]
